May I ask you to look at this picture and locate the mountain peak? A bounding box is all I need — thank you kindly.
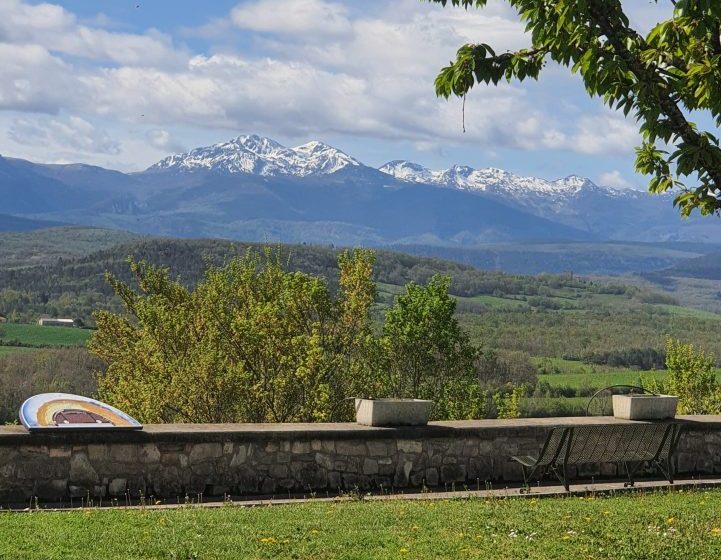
[147,134,362,177]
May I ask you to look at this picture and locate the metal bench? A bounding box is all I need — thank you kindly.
[510,423,683,492]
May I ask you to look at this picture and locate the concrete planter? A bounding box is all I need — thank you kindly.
[354,398,433,426]
[612,394,678,420]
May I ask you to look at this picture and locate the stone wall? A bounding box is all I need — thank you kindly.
[0,416,719,505]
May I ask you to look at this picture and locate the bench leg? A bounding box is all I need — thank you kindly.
[653,457,674,484]
[550,464,569,491]
[623,461,643,487]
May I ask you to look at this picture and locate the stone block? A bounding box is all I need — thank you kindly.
[139,444,161,464]
[468,457,493,480]
[342,473,369,490]
[291,441,311,454]
[321,440,336,453]
[367,440,390,457]
[108,478,128,497]
[311,439,322,451]
[110,445,138,463]
[189,443,222,464]
[261,478,277,494]
[87,444,109,462]
[234,466,259,494]
[265,441,280,453]
[69,452,99,485]
[35,479,68,501]
[677,453,696,473]
[362,458,379,475]
[291,463,328,488]
[328,472,342,490]
[223,442,234,455]
[276,452,291,464]
[190,461,216,476]
[462,442,479,457]
[336,441,367,456]
[48,446,72,459]
[269,465,288,479]
[230,445,248,467]
[441,464,466,483]
[68,485,92,499]
[424,468,439,487]
[397,440,422,454]
[394,459,413,487]
[315,453,334,470]
[0,463,15,479]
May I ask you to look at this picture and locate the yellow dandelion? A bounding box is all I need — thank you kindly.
[711,528,721,535]
[667,517,675,525]
[561,535,571,541]
[411,525,419,531]
[400,547,410,554]
[603,511,611,516]
[259,537,277,544]
[310,529,320,535]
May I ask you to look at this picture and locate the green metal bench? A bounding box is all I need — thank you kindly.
[510,423,683,492]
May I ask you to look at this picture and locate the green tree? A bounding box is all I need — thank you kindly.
[430,0,721,216]
[662,337,719,414]
[381,275,482,419]
[90,248,377,423]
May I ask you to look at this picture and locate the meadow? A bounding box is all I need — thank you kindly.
[2,490,721,559]
[0,323,91,349]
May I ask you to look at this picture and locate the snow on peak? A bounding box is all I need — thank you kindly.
[291,141,361,174]
[380,160,606,198]
[148,135,361,177]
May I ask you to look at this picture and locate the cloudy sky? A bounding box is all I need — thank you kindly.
[1,0,674,187]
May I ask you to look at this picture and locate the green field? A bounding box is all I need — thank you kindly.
[533,357,721,391]
[2,490,721,559]
[0,346,33,356]
[0,323,91,348]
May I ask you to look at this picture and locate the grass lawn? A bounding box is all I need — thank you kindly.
[2,490,721,559]
[0,323,90,347]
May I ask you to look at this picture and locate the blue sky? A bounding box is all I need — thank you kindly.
[0,0,675,188]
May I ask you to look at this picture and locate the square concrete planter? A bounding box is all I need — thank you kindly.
[612,394,678,420]
[354,398,433,427]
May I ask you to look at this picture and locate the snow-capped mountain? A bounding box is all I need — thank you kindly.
[4,132,715,246]
[148,134,361,177]
[378,159,643,230]
[379,160,623,198]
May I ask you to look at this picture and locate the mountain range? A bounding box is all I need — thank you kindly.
[1,133,719,246]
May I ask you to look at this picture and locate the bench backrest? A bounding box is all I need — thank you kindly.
[564,424,673,465]
[537,423,681,467]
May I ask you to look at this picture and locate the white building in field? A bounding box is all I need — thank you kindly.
[38,318,75,327]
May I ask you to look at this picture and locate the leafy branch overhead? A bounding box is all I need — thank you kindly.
[431,0,721,216]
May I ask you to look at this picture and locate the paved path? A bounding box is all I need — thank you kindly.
[6,477,721,512]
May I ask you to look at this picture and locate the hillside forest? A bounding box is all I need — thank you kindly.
[2,228,721,423]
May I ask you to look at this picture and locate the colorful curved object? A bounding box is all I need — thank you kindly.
[19,393,142,431]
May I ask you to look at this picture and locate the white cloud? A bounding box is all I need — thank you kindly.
[231,0,351,37]
[0,0,186,67]
[0,44,77,113]
[9,115,120,154]
[0,0,648,168]
[146,129,187,153]
[599,170,635,190]
[566,115,640,155]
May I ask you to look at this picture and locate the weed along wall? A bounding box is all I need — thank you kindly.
[1,416,720,505]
